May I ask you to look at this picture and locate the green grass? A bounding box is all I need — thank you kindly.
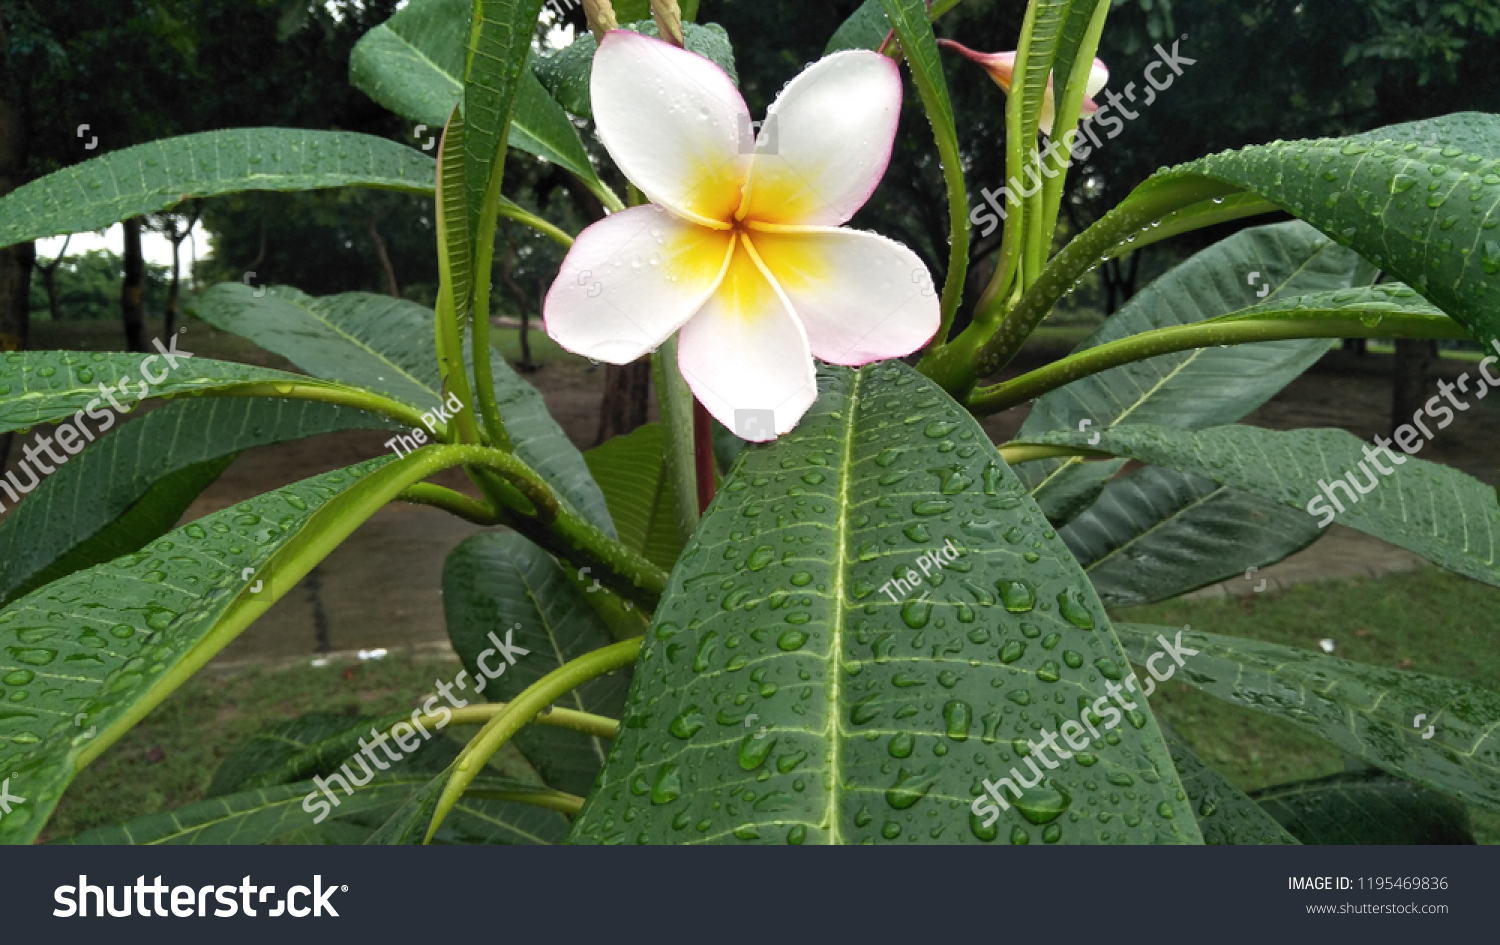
[488,325,584,368]
[38,650,543,843]
[1115,566,1500,844]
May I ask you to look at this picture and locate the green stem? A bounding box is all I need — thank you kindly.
[1023,183,1046,290]
[398,483,505,526]
[884,0,969,353]
[1102,193,1279,261]
[653,334,700,543]
[990,0,1043,326]
[467,788,585,817]
[469,299,513,452]
[998,443,1107,465]
[468,140,520,453]
[591,180,627,215]
[426,638,643,841]
[411,702,621,740]
[1039,0,1111,246]
[966,176,1243,387]
[460,455,670,611]
[968,312,1472,415]
[218,382,437,438]
[497,199,576,248]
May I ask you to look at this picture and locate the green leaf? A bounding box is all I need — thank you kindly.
[437,105,473,336]
[442,532,630,796]
[207,711,388,797]
[59,770,564,845]
[54,780,428,845]
[1060,465,1321,607]
[189,287,439,409]
[877,0,967,326]
[1115,624,1500,813]
[1162,732,1298,844]
[533,21,737,120]
[1010,1,1069,149]
[1224,283,1463,332]
[349,0,469,128]
[462,0,548,247]
[1251,771,1476,845]
[569,363,1200,845]
[1033,423,1500,589]
[0,350,355,435]
[1353,111,1500,155]
[824,0,890,54]
[210,711,569,845]
[3,459,231,604]
[1049,1,1106,126]
[0,399,399,606]
[365,772,448,844]
[349,0,611,198]
[0,456,429,845]
[1140,113,1500,349]
[188,285,615,535]
[584,424,685,572]
[361,763,566,845]
[0,129,435,250]
[1013,221,1376,525]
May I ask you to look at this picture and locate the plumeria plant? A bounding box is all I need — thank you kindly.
[0,0,1497,846]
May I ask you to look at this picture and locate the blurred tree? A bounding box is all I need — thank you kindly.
[27,247,168,322]
[27,249,169,322]
[147,201,200,336]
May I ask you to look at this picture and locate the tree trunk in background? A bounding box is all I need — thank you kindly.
[162,206,198,337]
[1342,337,1368,355]
[1390,338,1435,438]
[368,206,400,298]
[164,220,181,337]
[0,20,31,472]
[595,360,651,446]
[1100,252,1142,315]
[122,216,146,352]
[498,227,537,372]
[36,234,67,324]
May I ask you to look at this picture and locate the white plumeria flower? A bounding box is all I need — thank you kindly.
[544,31,940,441]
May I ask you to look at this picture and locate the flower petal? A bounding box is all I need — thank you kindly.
[591,30,752,226]
[678,239,817,441]
[545,205,733,364]
[746,226,940,366]
[937,41,1014,92]
[1084,58,1110,100]
[1047,58,1110,137]
[738,51,902,227]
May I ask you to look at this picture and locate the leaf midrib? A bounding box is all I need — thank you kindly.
[295,294,440,404]
[824,369,863,844]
